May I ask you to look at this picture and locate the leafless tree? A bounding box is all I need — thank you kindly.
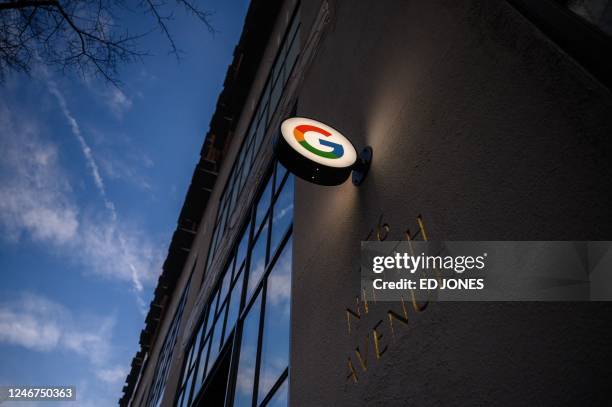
[0,0,214,85]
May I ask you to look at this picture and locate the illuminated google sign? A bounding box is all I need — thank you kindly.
[276,117,371,186]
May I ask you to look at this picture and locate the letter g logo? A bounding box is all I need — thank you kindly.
[293,124,344,159]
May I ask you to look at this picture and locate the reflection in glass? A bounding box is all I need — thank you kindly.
[270,76,283,114]
[236,226,249,270]
[207,319,223,375]
[266,377,288,407]
[226,270,244,334]
[258,239,292,404]
[233,294,262,407]
[256,176,273,231]
[270,176,293,257]
[195,337,209,394]
[275,162,288,194]
[219,262,232,304]
[183,345,194,383]
[248,222,268,301]
[183,370,194,407]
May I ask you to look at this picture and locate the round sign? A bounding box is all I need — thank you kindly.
[275,117,358,186]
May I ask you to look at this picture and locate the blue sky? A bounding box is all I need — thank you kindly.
[0,1,248,405]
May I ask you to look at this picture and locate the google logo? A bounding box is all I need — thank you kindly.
[280,117,357,168]
[293,124,345,159]
[276,117,361,186]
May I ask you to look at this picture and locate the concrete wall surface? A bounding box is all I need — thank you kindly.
[291,0,612,405]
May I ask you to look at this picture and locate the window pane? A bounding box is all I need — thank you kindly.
[284,26,300,84]
[191,353,204,401]
[256,176,273,231]
[184,370,194,407]
[219,263,232,303]
[195,337,209,392]
[259,84,270,123]
[236,226,250,270]
[257,238,292,404]
[270,176,293,257]
[188,326,203,373]
[274,162,288,194]
[233,293,262,407]
[270,77,283,115]
[265,377,288,407]
[226,268,244,334]
[213,288,222,317]
[254,117,266,153]
[207,319,223,375]
[177,389,186,407]
[248,219,268,301]
[228,181,238,216]
[184,344,195,381]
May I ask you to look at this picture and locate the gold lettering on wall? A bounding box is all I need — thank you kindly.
[387,296,409,337]
[344,214,431,384]
[372,320,388,359]
[346,358,359,383]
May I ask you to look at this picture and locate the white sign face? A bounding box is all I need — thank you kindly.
[280,117,357,168]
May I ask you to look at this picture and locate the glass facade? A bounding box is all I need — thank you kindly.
[204,8,300,276]
[174,5,299,406]
[176,164,294,407]
[145,275,192,407]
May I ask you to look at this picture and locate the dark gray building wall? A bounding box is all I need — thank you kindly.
[291,0,612,405]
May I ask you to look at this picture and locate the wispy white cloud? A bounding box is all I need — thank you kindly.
[79,217,160,292]
[0,293,129,403]
[0,293,114,366]
[96,366,129,384]
[43,81,162,294]
[0,86,162,296]
[0,106,79,244]
[104,87,133,119]
[47,80,114,216]
[98,153,153,192]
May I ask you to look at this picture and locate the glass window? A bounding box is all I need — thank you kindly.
[236,226,250,270]
[219,261,233,303]
[284,24,300,84]
[254,116,266,152]
[185,345,195,377]
[265,378,288,407]
[256,176,273,231]
[146,273,191,407]
[246,140,256,168]
[270,77,283,115]
[248,220,269,300]
[259,84,270,123]
[232,293,262,407]
[213,288,222,317]
[183,370,194,407]
[226,269,244,334]
[270,176,293,257]
[195,337,209,390]
[207,319,223,375]
[176,7,301,405]
[177,390,186,407]
[257,239,292,404]
[275,163,288,193]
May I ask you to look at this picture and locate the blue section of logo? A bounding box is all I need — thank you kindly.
[318,139,344,158]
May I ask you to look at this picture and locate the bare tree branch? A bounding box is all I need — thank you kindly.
[0,0,215,85]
